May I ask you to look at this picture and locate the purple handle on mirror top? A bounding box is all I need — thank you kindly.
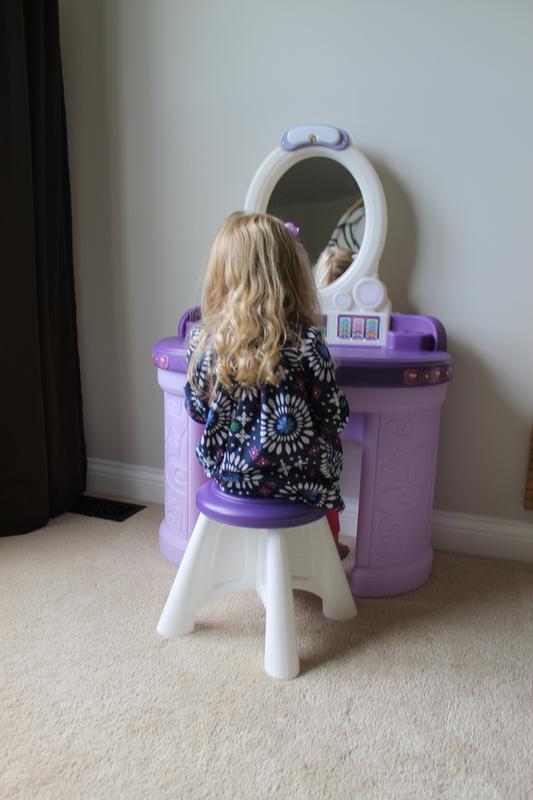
[281,125,350,152]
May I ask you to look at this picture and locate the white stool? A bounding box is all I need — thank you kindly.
[157,480,357,679]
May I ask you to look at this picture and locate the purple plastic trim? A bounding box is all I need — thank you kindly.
[197,480,326,529]
[343,412,365,443]
[386,331,434,351]
[151,335,453,387]
[388,313,447,352]
[281,125,350,152]
[151,337,188,372]
[177,306,201,338]
[350,552,433,598]
[152,309,454,387]
[403,365,454,386]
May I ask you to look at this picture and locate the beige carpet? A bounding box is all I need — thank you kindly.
[1,504,532,800]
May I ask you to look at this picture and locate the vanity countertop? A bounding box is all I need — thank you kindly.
[152,334,453,388]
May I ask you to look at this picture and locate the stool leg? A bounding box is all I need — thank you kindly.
[313,519,358,621]
[263,529,299,680]
[157,513,217,637]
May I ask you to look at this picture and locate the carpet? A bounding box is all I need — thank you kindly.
[1,504,531,799]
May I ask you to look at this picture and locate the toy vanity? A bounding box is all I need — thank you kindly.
[152,124,454,597]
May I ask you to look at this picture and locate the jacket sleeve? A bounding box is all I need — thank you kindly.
[302,327,349,438]
[183,334,212,424]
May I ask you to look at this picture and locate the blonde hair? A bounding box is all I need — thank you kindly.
[188,211,320,395]
[314,245,354,288]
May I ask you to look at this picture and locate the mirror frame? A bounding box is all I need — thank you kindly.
[244,134,391,346]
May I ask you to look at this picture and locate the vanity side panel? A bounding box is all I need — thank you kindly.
[158,369,206,565]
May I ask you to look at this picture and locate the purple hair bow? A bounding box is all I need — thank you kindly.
[284,221,301,240]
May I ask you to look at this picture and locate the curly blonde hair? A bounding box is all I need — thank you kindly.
[314,245,354,288]
[188,211,320,395]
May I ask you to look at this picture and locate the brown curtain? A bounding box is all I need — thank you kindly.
[526,428,533,510]
[0,0,86,535]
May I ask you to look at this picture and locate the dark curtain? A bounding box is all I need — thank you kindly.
[0,0,86,535]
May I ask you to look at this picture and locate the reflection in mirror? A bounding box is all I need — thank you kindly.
[315,198,365,287]
[266,157,365,288]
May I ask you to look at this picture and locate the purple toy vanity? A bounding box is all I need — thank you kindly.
[152,309,453,598]
[152,124,454,598]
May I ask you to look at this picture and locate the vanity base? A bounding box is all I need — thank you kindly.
[154,337,451,599]
[349,548,433,597]
[159,518,189,565]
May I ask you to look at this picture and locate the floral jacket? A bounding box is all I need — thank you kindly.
[184,326,349,510]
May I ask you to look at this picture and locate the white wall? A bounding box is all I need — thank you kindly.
[59,0,533,527]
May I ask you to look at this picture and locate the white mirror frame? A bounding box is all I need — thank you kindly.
[244,138,391,346]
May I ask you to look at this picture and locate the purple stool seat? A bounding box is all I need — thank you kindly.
[196,480,327,529]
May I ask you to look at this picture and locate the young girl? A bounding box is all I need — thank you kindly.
[184,211,349,525]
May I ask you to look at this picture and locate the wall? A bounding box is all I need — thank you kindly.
[59,0,533,543]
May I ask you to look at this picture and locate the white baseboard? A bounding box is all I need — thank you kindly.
[87,458,165,504]
[431,509,533,563]
[87,458,533,563]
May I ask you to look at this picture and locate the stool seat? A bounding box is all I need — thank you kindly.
[196,480,326,529]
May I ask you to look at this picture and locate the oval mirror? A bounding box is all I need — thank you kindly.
[266,157,364,289]
[244,126,390,346]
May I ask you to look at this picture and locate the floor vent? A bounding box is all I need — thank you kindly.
[70,495,146,522]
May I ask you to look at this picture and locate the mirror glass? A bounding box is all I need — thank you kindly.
[266,157,365,288]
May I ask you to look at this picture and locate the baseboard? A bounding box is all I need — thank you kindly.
[431,509,533,563]
[87,458,165,504]
[87,458,533,563]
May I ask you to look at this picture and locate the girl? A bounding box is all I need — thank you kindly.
[184,211,349,528]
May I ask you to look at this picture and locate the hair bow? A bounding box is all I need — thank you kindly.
[284,221,301,240]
